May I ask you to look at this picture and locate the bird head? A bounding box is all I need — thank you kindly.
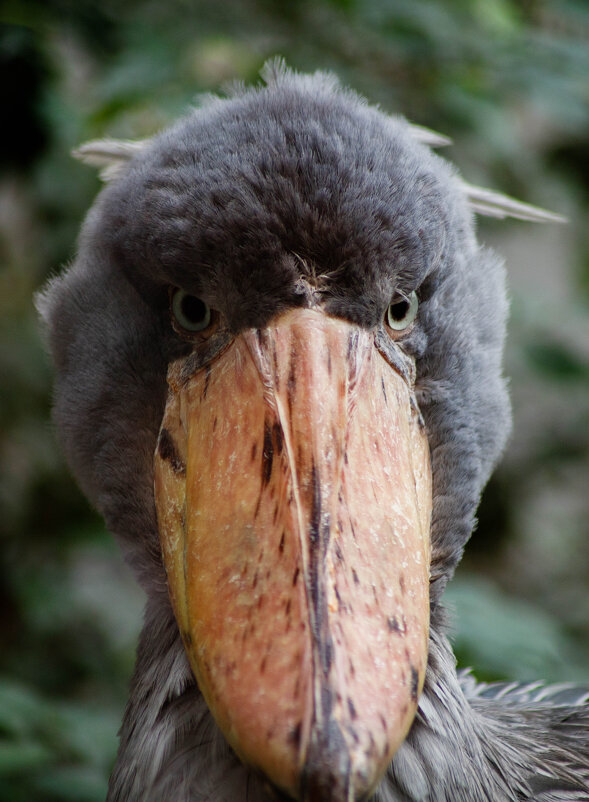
[37,62,561,801]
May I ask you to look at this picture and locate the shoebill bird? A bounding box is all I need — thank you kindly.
[37,63,589,801]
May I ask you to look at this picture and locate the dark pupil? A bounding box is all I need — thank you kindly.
[389,298,410,321]
[181,295,207,324]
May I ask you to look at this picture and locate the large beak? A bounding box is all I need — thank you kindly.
[154,308,431,801]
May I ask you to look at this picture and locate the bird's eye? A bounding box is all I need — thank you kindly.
[171,288,211,333]
[386,291,418,332]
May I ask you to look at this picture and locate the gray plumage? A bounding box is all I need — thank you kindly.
[37,62,589,801]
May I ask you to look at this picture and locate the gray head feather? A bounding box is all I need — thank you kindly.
[73,130,564,225]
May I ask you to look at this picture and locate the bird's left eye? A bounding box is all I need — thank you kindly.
[171,288,212,333]
[385,291,418,332]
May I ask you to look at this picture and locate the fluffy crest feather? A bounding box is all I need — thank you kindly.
[72,138,149,182]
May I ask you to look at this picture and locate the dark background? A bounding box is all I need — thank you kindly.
[1,1,588,799]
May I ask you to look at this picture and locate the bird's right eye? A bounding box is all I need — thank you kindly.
[385,290,418,334]
[170,288,212,334]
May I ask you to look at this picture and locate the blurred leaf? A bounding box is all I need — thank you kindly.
[472,0,520,35]
[526,339,589,382]
[0,741,51,775]
[0,677,121,797]
[447,575,589,683]
[0,679,47,738]
[32,765,107,802]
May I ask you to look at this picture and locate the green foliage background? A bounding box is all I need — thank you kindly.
[1,0,588,798]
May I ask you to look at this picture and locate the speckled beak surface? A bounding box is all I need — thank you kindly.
[154,309,431,802]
